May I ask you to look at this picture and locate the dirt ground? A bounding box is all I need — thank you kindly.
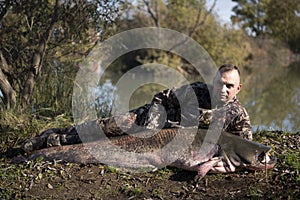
[22,163,297,200]
[1,130,299,199]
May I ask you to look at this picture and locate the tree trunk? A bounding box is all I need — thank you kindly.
[0,69,16,109]
[0,50,17,109]
[21,0,61,108]
[0,68,16,109]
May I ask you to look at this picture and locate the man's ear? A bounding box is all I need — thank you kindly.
[236,84,242,94]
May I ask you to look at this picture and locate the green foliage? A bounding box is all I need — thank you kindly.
[0,0,124,110]
[33,61,76,117]
[1,0,297,115]
[162,0,206,31]
[0,110,72,152]
[265,0,300,53]
[253,129,300,193]
[232,0,300,52]
[194,17,251,68]
[232,0,270,36]
[106,0,251,87]
[254,130,300,172]
[0,111,40,151]
[106,165,119,173]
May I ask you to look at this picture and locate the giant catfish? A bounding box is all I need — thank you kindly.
[15,127,276,179]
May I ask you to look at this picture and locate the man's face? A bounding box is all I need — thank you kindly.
[212,69,242,105]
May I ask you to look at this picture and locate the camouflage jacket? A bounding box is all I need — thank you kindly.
[99,82,253,140]
[21,82,253,153]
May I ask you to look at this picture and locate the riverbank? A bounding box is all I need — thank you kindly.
[0,129,299,199]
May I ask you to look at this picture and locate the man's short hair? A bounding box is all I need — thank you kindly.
[218,64,240,76]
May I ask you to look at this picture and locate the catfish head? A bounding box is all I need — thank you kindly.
[208,132,277,174]
[194,131,276,178]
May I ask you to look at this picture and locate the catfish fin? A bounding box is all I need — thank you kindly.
[197,157,222,179]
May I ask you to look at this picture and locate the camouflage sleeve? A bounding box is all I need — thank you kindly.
[131,82,204,129]
[232,108,253,140]
[134,87,181,129]
[223,105,253,140]
[96,86,182,135]
[199,100,253,140]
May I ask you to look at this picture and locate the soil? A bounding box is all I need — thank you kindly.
[22,163,296,200]
[1,130,299,199]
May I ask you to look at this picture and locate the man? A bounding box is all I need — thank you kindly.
[210,64,252,139]
[22,64,252,152]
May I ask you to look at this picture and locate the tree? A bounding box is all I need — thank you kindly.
[0,0,123,111]
[265,0,300,53]
[231,0,300,52]
[120,0,250,70]
[103,0,218,81]
[231,0,270,36]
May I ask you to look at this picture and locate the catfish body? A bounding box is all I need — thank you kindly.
[16,128,276,177]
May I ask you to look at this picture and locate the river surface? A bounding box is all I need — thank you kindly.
[98,61,300,133]
[239,62,300,132]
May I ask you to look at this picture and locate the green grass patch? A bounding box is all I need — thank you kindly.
[0,110,72,153]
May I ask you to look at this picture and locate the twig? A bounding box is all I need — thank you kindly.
[265,154,268,182]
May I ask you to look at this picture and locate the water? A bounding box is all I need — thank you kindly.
[98,62,300,133]
[239,62,300,132]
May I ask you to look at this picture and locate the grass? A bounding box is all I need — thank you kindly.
[0,110,72,153]
[0,110,299,199]
[0,157,43,198]
[0,110,73,198]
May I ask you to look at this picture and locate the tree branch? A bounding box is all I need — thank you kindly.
[170,0,217,51]
[143,0,160,27]
[22,0,62,106]
[0,0,11,23]
[188,0,217,38]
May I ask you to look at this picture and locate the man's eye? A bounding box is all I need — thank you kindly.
[226,84,234,88]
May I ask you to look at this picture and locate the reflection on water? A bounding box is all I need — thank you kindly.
[239,62,300,132]
[99,62,300,132]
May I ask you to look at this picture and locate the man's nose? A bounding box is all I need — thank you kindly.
[221,85,227,93]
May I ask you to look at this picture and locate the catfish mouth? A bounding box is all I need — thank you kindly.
[250,152,277,170]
